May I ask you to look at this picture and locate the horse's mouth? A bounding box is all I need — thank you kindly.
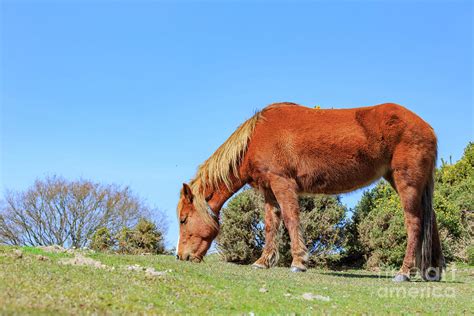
[177,253,202,263]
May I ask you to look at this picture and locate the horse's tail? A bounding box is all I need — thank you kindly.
[419,159,445,281]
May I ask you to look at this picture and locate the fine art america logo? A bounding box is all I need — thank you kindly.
[377,286,456,299]
[375,266,457,299]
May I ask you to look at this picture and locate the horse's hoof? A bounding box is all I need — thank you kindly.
[252,263,267,269]
[392,274,410,282]
[425,276,441,282]
[290,266,306,273]
[422,269,442,282]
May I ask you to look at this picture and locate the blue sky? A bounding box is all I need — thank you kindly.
[1,1,472,248]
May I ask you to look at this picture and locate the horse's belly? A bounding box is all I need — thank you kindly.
[296,160,388,195]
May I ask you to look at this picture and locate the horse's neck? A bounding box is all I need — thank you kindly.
[205,176,245,214]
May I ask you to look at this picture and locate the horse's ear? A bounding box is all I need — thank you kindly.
[182,183,193,203]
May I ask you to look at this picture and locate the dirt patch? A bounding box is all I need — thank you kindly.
[59,254,106,269]
[38,245,75,254]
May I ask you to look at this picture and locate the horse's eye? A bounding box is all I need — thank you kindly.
[180,217,187,225]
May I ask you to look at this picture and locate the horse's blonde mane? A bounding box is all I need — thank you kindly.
[190,110,263,194]
[179,110,263,228]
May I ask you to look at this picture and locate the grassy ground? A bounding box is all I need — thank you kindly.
[0,246,473,315]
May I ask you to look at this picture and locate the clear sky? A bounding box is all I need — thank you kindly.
[1,1,472,248]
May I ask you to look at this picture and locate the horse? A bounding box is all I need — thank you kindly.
[176,102,444,282]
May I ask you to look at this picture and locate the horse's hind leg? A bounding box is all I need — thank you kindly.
[252,191,281,269]
[390,145,437,281]
[268,175,308,272]
[389,167,424,281]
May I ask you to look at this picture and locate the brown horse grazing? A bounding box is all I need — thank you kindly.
[176,102,444,282]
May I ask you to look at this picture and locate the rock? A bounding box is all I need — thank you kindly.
[126,264,167,277]
[259,287,268,293]
[302,293,331,302]
[13,249,23,259]
[36,255,50,261]
[126,264,144,272]
[145,267,167,277]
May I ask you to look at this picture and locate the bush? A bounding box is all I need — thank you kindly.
[217,188,347,267]
[352,182,406,269]
[216,189,265,264]
[90,227,114,252]
[117,218,165,255]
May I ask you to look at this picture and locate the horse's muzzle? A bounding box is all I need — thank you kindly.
[177,253,202,263]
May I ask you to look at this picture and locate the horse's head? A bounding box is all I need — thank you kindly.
[176,183,219,262]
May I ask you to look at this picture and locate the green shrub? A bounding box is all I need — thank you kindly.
[117,218,165,254]
[217,188,347,267]
[216,189,265,264]
[354,182,406,269]
[90,227,114,252]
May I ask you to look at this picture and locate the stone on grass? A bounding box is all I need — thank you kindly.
[36,255,50,261]
[126,264,169,277]
[302,292,331,302]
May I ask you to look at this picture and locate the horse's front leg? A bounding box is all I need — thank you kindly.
[269,175,308,272]
[252,198,281,269]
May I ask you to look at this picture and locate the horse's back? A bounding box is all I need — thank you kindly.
[243,102,436,194]
[259,102,434,144]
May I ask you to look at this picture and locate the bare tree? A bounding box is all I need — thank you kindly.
[0,176,167,248]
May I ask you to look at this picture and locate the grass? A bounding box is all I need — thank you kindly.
[0,245,473,314]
